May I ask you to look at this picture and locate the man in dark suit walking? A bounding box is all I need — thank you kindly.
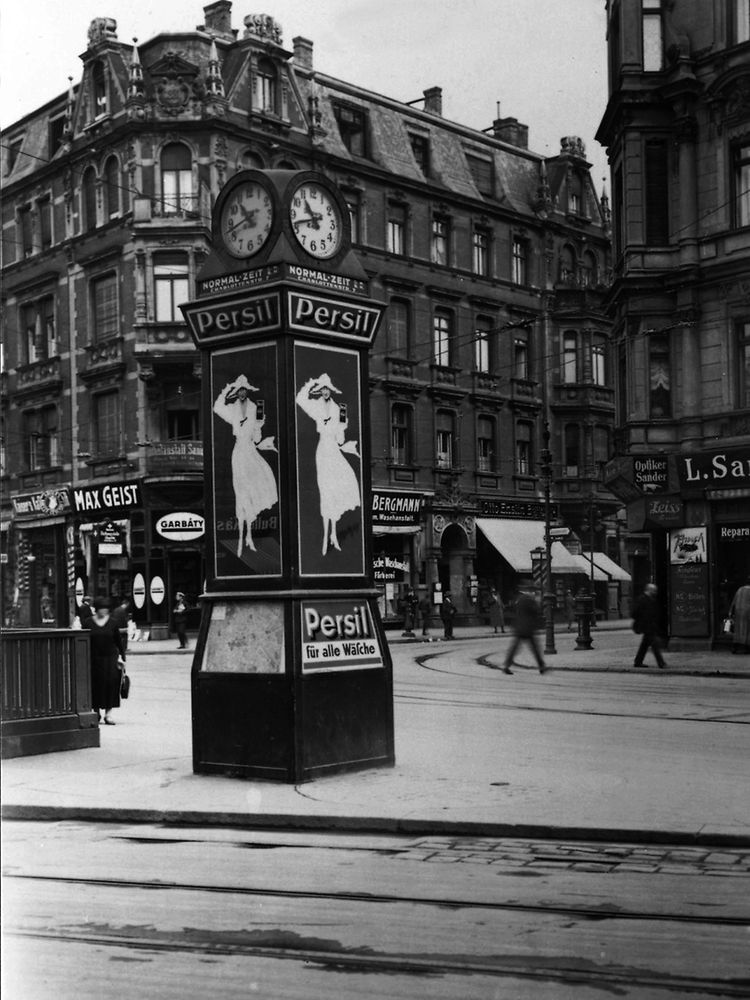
[632,583,666,669]
[503,589,546,675]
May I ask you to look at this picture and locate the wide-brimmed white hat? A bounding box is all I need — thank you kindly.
[234,374,259,392]
[315,373,341,393]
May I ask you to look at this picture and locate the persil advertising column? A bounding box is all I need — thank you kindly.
[182,169,394,781]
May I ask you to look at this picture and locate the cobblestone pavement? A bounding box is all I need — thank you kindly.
[395,837,750,876]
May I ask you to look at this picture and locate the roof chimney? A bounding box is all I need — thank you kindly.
[293,36,313,71]
[201,1,235,40]
[423,86,442,116]
[493,116,529,149]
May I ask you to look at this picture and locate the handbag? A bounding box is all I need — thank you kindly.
[722,617,734,635]
[120,668,131,699]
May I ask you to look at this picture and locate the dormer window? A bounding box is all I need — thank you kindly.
[5,136,23,176]
[92,61,108,118]
[256,57,276,114]
[409,133,430,176]
[334,103,368,158]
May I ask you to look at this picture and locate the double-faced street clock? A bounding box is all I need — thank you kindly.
[217,175,276,259]
[287,179,343,260]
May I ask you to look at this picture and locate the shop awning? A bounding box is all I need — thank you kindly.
[570,553,609,582]
[583,551,632,582]
[373,525,421,536]
[476,519,583,574]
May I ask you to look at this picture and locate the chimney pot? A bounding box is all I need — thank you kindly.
[202,1,234,40]
[293,36,314,71]
[423,86,442,116]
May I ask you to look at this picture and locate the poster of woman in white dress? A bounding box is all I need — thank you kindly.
[294,343,364,576]
[210,344,281,578]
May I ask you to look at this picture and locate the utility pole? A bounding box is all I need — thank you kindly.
[540,422,556,655]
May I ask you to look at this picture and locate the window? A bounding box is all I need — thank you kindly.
[511,237,528,285]
[387,299,411,357]
[477,416,495,472]
[5,136,23,176]
[345,193,361,243]
[436,410,455,469]
[474,316,493,373]
[733,0,750,43]
[514,335,529,380]
[564,424,580,476]
[104,157,120,218]
[738,320,750,407]
[92,61,108,117]
[593,425,611,468]
[391,404,412,465]
[592,339,607,386]
[466,153,494,196]
[649,332,671,417]
[409,133,430,176]
[515,421,532,476]
[256,57,276,112]
[334,103,368,157]
[92,273,118,341]
[472,228,490,276]
[19,204,33,256]
[154,254,190,322]
[734,143,750,228]
[386,205,406,255]
[563,332,578,383]
[167,408,199,441]
[21,304,39,364]
[645,140,669,244]
[569,192,580,215]
[581,250,598,287]
[20,298,55,363]
[239,149,264,170]
[560,245,576,284]
[24,407,58,470]
[642,0,663,71]
[161,143,194,214]
[81,167,97,231]
[39,196,52,250]
[431,216,450,266]
[48,116,66,157]
[433,309,452,366]
[95,391,121,456]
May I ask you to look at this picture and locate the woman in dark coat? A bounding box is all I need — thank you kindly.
[88,598,125,725]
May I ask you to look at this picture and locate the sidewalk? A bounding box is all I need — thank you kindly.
[3,641,749,846]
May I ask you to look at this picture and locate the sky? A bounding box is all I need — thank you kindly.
[0,0,611,188]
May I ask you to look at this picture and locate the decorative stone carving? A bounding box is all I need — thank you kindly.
[243,14,283,44]
[560,136,586,158]
[148,51,202,115]
[87,17,117,49]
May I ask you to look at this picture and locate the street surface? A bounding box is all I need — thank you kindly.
[2,628,749,997]
[3,820,749,999]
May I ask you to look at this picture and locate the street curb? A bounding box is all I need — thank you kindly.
[3,804,748,848]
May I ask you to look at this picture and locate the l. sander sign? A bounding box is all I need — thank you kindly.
[156,512,206,543]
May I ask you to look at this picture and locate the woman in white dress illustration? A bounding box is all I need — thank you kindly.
[213,375,277,556]
[296,374,360,555]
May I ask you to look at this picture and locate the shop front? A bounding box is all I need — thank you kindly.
[9,487,73,628]
[371,489,426,627]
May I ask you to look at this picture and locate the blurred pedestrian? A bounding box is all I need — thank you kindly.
[402,587,418,637]
[89,598,126,725]
[440,591,457,640]
[174,592,189,650]
[632,583,666,669]
[418,591,432,637]
[78,595,94,629]
[728,576,750,654]
[487,588,505,634]
[111,598,131,655]
[503,590,546,674]
[564,589,576,631]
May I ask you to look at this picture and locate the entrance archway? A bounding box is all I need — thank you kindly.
[439,522,471,613]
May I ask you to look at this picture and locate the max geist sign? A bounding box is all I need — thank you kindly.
[72,482,140,513]
[677,448,750,488]
[288,291,381,342]
[301,600,383,672]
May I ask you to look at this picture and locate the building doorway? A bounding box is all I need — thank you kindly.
[439,522,470,613]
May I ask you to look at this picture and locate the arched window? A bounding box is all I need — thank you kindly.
[581,250,598,287]
[81,167,97,231]
[560,245,576,284]
[92,61,108,118]
[256,58,276,113]
[277,158,298,170]
[239,149,264,171]
[161,143,193,214]
[103,156,119,218]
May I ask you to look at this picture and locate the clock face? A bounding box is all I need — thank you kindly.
[289,183,343,260]
[220,181,274,258]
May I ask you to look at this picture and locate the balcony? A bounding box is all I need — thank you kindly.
[145,440,204,477]
[552,382,615,411]
[428,364,467,405]
[135,322,195,354]
[14,357,63,400]
[80,338,125,387]
[509,377,542,413]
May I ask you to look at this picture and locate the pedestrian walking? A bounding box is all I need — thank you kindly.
[89,598,126,725]
[503,590,546,674]
[111,598,131,655]
[728,576,750,654]
[174,592,189,650]
[440,591,457,639]
[632,583,666,669]
[487,588,505,634]
[78,595,94,629]
[418,591,432,637]
[401,588,418,637]
[564,589,576,631]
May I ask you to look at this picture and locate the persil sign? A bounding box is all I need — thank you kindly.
[156,512,205,542]
[301,600,383,673]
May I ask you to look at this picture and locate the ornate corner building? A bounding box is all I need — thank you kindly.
[597,0,750,647]
[1,3,623,632]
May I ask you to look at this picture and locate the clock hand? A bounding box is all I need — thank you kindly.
[293,212,324,230]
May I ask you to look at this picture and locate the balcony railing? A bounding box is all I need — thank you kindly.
[135,323,195,351]
[15,356,62,393]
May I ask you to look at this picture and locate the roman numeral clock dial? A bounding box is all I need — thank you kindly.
[289,183,343,260]
[219,181,274,259]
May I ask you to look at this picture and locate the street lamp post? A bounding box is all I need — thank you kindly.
[582,493,603,629]
[539,422,557,656]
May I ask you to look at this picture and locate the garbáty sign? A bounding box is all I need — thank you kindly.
[677,447,750,489]
[301,600,383,672]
